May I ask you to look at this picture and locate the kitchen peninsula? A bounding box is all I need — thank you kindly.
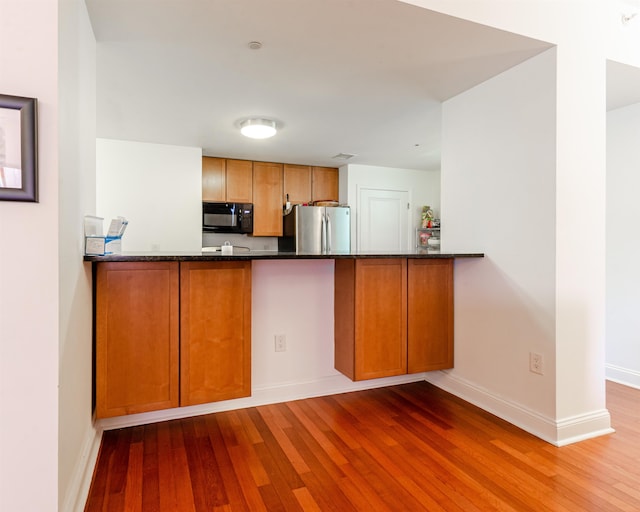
[85,251,483,422]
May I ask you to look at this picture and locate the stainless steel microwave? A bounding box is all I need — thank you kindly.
[202,202,253,233]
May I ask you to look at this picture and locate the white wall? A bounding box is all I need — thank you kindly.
[341,164,440,251]
[58,1,99,511]
[437,48,559,434]
[0,1,60,510]
[96,138,202,252]
[606,102,640,389]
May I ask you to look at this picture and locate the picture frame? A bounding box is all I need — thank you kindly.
[0,94,38,202]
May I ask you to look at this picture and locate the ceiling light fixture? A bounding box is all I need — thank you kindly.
[240,118,277,139]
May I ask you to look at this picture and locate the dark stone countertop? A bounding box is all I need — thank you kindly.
[83,250,484,262]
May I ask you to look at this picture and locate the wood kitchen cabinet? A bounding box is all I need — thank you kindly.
[284,165,339,204]
[95,262,180,419]
[311,166,339,202]
[335,259,408,380]
[202,157,253,203]
[180,261,251,406]
[252,161,283,236]
[226,159,253,203]
[202,156,226,201]
[283,164,311,205]
[407,259,453,372]
[334,258,453,381]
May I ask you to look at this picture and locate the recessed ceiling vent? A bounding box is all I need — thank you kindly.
[331,153,356,160]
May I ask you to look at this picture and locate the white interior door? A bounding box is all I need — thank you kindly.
[358,187,410,251]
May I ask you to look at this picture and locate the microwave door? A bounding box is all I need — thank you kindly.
[203,212,237,227]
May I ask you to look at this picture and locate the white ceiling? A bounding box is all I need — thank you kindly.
[86,0,640,171]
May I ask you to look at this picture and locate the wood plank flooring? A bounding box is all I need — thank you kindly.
[85,381,640,511]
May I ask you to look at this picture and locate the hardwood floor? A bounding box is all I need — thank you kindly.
[85,381,640,511]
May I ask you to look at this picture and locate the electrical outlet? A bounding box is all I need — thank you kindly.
[529,352,544,375]
[275,334,286,352]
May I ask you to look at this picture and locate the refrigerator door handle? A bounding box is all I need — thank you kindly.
[321,212,327,254]
[326,214,332,254]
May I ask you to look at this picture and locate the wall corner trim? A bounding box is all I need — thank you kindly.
[63,426,103,512]
[605,364,640,390]
[424,371,614,447]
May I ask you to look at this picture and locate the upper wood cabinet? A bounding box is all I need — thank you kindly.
[202,157,253,203]
[95,262,180,419]
[203,157,338,234]
[283,164,311,205]
[202,157,225,201]
[312,167,339,202]
[253,161,283,236]
[180,261,251,406]
[226,159,253,203]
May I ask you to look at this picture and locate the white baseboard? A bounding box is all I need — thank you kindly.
[62,425,103,512]
[96,372,428,431]
[606,364,640,389]
[424,371,614,447]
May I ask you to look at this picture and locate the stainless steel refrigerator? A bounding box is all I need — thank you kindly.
[282,205,351,254]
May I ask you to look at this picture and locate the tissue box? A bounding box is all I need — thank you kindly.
[84,236,122,255]
[85,235,106,256]
[105,236,122,255]
[84,215,127,255]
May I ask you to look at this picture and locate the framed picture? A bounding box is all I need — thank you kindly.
[0,94,38,202]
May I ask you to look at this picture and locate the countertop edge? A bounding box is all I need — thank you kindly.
[83,252,485,262]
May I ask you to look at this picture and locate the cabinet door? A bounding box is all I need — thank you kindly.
[96,262,179,418]
[252,161,283,236]
[311,166,339,202]
[226,159,253,203]
[334,259,356,379]
[202,157,226,201]
[283,164,311,205]
[180,261,251,406]
[407,259,453,372]
[355,259,407,380]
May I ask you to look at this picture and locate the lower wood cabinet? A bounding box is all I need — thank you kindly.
[95,261,251,418]
[407,259,453,372]
[180,261,251,406]
[95,262,180,419]
[335,259,408,380]
[334,258,453,381]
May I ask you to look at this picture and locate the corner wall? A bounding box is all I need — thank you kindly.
[606,101,640,389]
[58,1,99,510]
[433,48,559,439]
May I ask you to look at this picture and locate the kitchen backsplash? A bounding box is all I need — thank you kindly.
[202,232,278,251]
